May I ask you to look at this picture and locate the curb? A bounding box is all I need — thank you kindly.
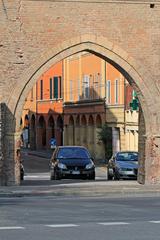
[1,183,160,198]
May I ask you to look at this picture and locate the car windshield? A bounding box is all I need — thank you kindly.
[116,152,138,161]
[57,147,90,159]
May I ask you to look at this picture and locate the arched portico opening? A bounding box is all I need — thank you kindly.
[47,116,55,149]
[56,115,63,146]
[3,35,158,185]
[30,114,36,150]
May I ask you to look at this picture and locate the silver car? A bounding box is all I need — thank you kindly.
[107,151,138,180]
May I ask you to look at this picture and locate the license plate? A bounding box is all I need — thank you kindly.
[123,171,134,175]
[72,170,80,175]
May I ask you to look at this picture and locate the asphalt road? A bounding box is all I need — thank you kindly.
[21,151,107,185]
[1,151,160,239]
[0,195,160,240]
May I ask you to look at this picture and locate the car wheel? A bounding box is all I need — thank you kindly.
[114,171,120,180]
[20,173,24,181]
[50,174,54,180]
[89,172,95,180]
[107,167,114,180]
[54,171,61,180]
[108,173,113,180]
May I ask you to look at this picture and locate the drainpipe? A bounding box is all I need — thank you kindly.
[124,78,127,134]
[104,61,107,123]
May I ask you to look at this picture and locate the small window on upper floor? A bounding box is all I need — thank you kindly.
[115,79,119,104]
[40,79,43,100]
[106,80,111,104]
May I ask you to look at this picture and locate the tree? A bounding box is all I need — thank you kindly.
[98,123,113,162]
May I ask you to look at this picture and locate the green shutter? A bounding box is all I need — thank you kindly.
[54,77,58,99]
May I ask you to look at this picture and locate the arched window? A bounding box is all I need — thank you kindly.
[96,114,102,128]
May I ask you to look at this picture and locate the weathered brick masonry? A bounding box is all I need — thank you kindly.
[0,0,160,185]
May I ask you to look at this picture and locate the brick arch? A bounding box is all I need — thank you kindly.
[69,115,74,126]
[81,115,87,126]
[12,34,153,135]
[48,116,55,128]
[8,34,157,184]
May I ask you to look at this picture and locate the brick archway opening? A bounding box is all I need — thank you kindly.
[4,36,151,185]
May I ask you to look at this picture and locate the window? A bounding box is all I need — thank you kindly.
[106,80,111,104]
[59,76,62,98]
[115,79,119,104]
[54,77,58,99]
[83,75,90,99]
[40,80,43,100]
[50,78,52,99]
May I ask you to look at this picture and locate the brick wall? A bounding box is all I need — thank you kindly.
[1,0,160,184]
[0,103,5,185]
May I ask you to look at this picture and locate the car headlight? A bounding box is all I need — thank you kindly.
[58,163,67,169]
[85,163,94,170]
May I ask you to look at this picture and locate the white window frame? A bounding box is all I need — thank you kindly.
[115,79,119,104]
[83,75,90,99]
[106,80,111,104]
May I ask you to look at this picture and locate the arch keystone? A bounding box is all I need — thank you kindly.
[80,34,97,43]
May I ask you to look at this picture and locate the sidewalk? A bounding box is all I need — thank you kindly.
[21,148,53,159]
[1,180,160,198]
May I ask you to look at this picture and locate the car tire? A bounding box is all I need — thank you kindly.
[54,171,61,180]
[89,172,95,180]
[20,174,24,181]
[114,172,120,180]
[108,173,113,180]
[50,174,54,180]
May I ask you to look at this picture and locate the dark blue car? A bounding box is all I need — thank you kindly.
[50,146,95,180]
[107,151,138,180]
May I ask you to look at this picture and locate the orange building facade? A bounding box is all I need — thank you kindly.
[22,52,138,160]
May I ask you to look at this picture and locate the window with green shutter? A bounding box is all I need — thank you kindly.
[50,78,52,99]
[54,77,58,99]
[40,79,43,100]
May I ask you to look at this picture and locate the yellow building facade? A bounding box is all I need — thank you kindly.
[63,52,139,160]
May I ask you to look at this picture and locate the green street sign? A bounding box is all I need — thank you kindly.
[130,98,139,111]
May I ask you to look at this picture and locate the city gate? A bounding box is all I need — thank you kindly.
[0,0,160,185]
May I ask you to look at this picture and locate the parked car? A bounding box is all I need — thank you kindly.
[50,146,95,180]
[107,151,138,180]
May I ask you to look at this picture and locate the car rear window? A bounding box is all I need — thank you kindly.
[57,147,90,159]
[117,152,138,161]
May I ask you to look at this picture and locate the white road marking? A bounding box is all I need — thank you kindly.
[149,221,160,224]
[98,222,130,226]
[45,224,79,228]
[0,227,25,230]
